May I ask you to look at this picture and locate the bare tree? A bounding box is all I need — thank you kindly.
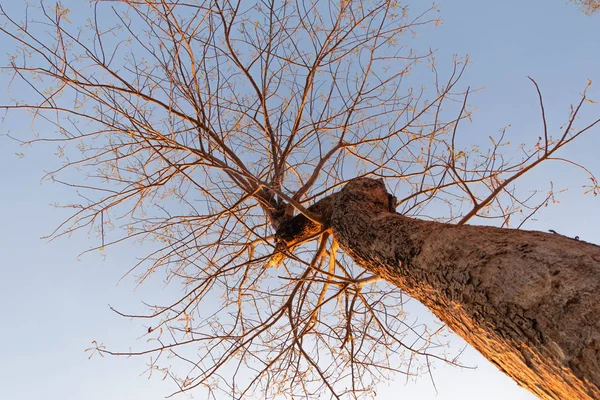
[1,1,599,399]
[571,0,600,15]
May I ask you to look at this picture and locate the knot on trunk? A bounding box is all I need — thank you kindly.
[270,195,336,265]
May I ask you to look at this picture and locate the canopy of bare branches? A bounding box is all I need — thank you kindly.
[571,0,600,15]
[1,1,598,399]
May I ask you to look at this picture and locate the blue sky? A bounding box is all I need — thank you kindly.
[1,1,599,399]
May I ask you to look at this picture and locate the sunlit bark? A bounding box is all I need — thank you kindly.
[277,177,600,399]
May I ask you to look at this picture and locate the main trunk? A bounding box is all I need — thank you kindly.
[278,178,600,399]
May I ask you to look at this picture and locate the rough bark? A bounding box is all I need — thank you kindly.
[277,178,600,399]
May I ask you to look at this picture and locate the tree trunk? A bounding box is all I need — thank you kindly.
[278,178,600,399]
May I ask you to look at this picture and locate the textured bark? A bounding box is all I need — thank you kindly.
[277,178,600,399]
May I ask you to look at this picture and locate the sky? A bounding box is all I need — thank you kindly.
[1,1,599,399]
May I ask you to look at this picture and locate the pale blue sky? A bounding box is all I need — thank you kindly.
[1,1,599,399]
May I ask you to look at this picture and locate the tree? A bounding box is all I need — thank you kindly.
[1,1,599,399]
[571,0,600,15]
